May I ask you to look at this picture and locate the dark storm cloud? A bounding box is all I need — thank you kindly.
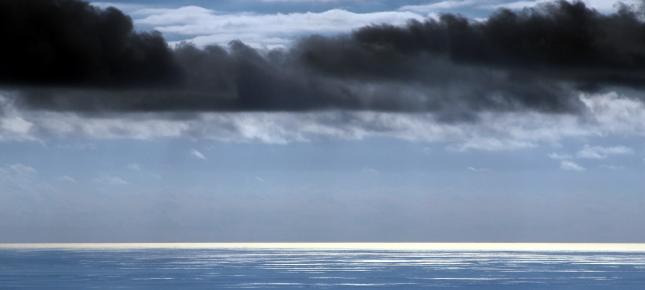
[4,0,645,118]
[0,0,180,87]
[294,1,645,112]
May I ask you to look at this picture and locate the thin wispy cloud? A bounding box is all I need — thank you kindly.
[400,0,639,14]
[548,153,573,160]
[8,164,37,175]
[59,176,78,183]
[560,160,586,172]
[127,163,143,171]
[467,166,490,173]
[576,145,634,160]
[191,149,207,160]
[0,164,38,184]
[94,175,129,186]
[0,163,43,194]
[599,164,624,170]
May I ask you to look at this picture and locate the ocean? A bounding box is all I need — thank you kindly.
[1,244,644,289]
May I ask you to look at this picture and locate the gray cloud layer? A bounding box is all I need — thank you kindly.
[3,0,645,120]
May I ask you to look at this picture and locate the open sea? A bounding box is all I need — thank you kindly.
[1,243,645,289]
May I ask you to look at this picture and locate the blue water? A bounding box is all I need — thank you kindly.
[1,248,645,289]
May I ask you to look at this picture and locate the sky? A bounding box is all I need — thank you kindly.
[1,0,645,242]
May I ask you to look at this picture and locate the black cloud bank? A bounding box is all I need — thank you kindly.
[2,0,645,118]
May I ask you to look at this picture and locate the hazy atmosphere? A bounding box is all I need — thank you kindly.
[1,0,645,242]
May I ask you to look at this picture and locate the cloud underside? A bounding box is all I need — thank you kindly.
[1,1,645,147]
[2,91,645,150]
[2,0,645,119]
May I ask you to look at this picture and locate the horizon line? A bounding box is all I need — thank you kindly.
[2,243,645,252]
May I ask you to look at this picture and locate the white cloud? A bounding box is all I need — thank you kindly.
[2,91,645,152]
[548,152,573,160]
[400,0,482,13]
[9,163,37,175]
[94,0,642,50]
[0,96,35,141]
[401,0,639,14]
[191,149,207,160]
[1,117,32,135]
[451,138,536,152]
[467,166,490,172]
[560,160,586,172]
[94,175,129,186]
[131,6,423,48]
[577,145,634,160]
[549,144,634,162]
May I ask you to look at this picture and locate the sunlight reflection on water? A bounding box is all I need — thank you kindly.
[1,244,645,289]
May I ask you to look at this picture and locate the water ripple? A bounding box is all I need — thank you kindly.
[1,246,645,289]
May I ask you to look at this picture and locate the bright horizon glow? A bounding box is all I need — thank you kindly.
[2,243,645,252]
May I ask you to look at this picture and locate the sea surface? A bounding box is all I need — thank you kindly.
[1,243,645,289]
